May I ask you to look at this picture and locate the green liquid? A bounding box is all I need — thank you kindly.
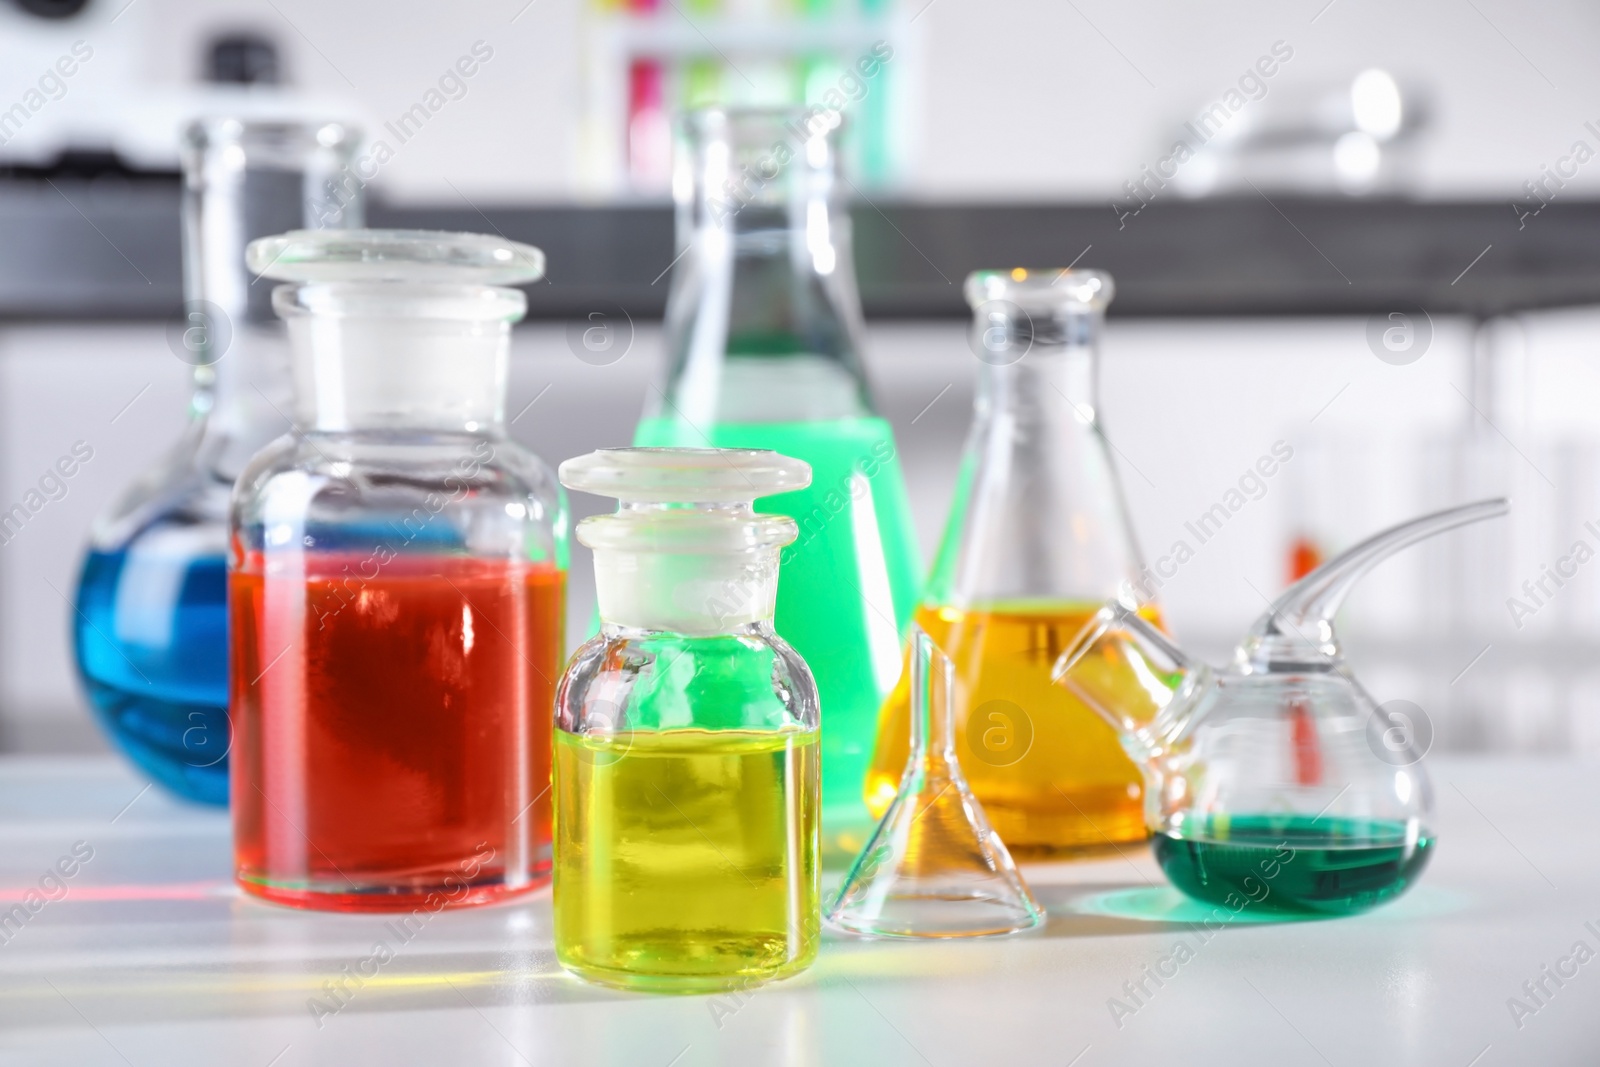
[633,416,921,838]
[1153,815,1435,916]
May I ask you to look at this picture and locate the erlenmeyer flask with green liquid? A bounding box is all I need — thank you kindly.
[634,107,920,850]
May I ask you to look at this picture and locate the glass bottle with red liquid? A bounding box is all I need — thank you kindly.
[230,229,566,911]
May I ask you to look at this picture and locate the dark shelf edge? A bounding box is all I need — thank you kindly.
[1,183,1593,321]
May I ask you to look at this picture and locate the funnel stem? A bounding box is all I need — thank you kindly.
[909,627,957,768]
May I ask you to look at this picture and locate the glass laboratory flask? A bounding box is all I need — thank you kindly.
[72,119,360,806]
[867,269,1159,859]
[554,448,820,993]
[1055,499,1507,915]
[231,229,565,911]
[633,108,920,847]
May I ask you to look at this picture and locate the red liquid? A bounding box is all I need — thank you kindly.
[230,552,564,912]
[1287,534,1324,583]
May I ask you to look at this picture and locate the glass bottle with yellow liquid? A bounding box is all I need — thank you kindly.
[867,268,1160,859]
[553,448,820,993]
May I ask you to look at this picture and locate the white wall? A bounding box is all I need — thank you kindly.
[5,0,1598,201]
[912,0,1600,200]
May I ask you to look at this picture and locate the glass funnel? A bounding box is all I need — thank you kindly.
[1055,499,1507,915]
[554,448,820,993]
[867,268,1159,859]
[830,627,1043,938]
[72,118,360,806]
[633,107,921,849]
[231,229,565,911]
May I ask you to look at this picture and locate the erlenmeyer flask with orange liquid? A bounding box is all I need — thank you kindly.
[866,268,1161,859]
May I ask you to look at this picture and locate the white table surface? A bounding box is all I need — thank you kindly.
[0,754,1594,1066]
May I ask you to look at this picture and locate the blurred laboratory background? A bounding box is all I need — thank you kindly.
[2,0,1599,758]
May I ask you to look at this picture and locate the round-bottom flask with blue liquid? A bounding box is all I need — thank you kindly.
[75,520,231,802]
[70,118,361,804]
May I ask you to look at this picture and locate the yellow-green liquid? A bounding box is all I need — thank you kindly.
[553,728,820,993]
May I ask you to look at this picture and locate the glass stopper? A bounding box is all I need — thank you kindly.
[247,228,545,285]
[827,627,1045,938]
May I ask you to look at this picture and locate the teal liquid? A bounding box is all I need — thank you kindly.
[1153,815,1434,916]
[633,416,921,842]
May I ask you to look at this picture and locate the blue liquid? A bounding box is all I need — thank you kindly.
[73,543,230,805]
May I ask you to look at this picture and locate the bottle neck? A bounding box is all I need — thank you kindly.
[187,326,297,478]
[278,284,515,433]
[926,312,1143,606]
[183,119,361,333]
[581,499,795,635]
[659,115,874,425]
[976,336,1100,427]
[592,545,782,636]
[182,119,360,449]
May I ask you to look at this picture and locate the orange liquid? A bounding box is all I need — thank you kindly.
[1287,535,1324,583]
[866,602,1158,858]
[231,552,564,911]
